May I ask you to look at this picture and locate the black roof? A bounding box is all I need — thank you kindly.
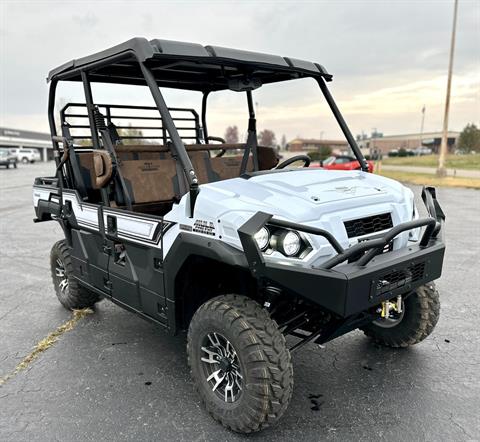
[48,38,332,91]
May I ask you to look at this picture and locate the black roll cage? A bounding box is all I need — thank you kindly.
[48,45,368,216]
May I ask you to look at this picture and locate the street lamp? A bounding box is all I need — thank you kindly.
[437,0,459,177]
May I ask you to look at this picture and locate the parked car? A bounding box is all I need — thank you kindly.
[0,148,17,168]
[313,155,375,172]
[33,38,445,433]
[413,147,433,156]
[10,148,41,163]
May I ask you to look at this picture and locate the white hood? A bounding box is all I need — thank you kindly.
[195,169,410,223]
[163,169,415,265]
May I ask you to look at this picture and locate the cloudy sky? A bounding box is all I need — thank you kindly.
[1,0,479,142]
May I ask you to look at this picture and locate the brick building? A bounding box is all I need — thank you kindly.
[356,131,460,155]
[287,138,348,153]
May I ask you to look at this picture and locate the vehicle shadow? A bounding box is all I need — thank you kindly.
[76,304,435,440]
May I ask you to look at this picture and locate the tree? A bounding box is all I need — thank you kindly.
[280,134,287,149]
[318,145,332,160]
[308,146,332,162]
[258,129,276,147]
[224,125,239,144]
[118,125,145,145]
[458,123,480,153]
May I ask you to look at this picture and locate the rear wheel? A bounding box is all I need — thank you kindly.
[187,294,293,433]
[362,283,440,347]
[50,240,101,310]
[22,157,28,163]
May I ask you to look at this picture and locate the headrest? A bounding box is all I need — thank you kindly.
[93,150,114,188]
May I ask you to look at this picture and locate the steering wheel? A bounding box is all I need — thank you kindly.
[206,136,227,157]
[275,155,311,169]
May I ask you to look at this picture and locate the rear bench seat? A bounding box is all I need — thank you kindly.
[75,144,278,213]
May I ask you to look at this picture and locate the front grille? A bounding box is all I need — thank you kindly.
[344,213,393,238]
[375,261,425,296]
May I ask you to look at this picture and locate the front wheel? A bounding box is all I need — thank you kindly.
[50,240,101,310]
[361,283,440,348]
[187,294,293,433]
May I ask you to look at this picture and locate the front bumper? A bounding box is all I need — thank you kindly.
[238,187,445,318]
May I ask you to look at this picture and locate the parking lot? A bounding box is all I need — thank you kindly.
[0,162,479,441]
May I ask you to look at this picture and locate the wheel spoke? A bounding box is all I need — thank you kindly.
[224,374,235,402]
[235,377,242,391]
[58,278,68,292]
[200,346,221,364]
[207,370,226,392]
[200,332,243,403]
[226,340,237,361]
[208,332,221,347]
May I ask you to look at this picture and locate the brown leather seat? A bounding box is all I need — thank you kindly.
[209,156,253,181]
[119,158,178,204]
[188,150,211,184]
[74,144,279,211]
[258,145,279,170]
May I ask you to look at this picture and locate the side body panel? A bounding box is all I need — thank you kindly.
[35,186,171,327]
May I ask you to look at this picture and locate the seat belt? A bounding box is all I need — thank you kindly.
[240,117,258,175]
[94,108,133,211]
[61,123,88,200]
[168,141,189,199]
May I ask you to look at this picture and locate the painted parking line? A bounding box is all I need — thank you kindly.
[0,308,93,386]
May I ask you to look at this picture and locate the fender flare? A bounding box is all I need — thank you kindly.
[162,232,249,334]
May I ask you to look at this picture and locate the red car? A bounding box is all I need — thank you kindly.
[313,155,374,173]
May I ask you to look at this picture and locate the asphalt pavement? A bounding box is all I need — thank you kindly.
[1,162,479,442]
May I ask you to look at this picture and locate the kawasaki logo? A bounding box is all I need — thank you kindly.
[140,162,159,172]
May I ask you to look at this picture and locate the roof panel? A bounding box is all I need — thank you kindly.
[285,57,319,73]
[150,39,211,58]
[205,45,290,67]
[48,38,332,88]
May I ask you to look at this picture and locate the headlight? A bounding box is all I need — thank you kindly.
[254,226,270,251]
[277,230,301,256]
[254,225,311,259]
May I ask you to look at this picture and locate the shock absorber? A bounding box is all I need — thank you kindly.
[263,285,282,309]
[380,295,403,318]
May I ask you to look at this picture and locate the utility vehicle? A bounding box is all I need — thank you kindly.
[33,38,445,433]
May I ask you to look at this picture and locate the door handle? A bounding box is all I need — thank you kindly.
[106,215,117,235]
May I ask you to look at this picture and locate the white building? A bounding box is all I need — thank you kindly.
[0,127,52,162]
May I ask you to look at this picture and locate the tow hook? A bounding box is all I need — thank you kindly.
[379,295,403,319]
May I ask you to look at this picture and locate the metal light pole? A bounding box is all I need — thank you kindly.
[437,0,459,177]
[420,105,426,151]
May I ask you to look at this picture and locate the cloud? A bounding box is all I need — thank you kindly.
[72,11,99,29]
[1,0,479,141]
